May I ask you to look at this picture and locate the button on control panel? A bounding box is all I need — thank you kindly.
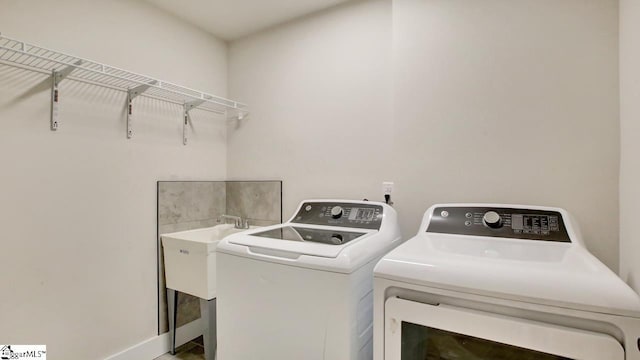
[427,206,570,242]
[292,202,383,230]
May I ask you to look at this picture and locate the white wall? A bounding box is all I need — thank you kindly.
[620,0,640,291]
[0,1,228,359]
[228,0,620,269]
[228,0,393,215]
[392,0,619,268]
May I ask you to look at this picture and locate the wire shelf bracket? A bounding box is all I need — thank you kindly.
[51,60,83,131]
[183,99,205,145]
[127,81,157,139]
[0,33,250,141]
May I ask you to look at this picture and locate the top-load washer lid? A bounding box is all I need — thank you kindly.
[218,200,403,273]
[374,204,640,317]
[228,225,370,258]
[252,226,366,246]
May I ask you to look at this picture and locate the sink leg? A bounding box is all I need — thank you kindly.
[200,298,217,360]
[167,288,178,355]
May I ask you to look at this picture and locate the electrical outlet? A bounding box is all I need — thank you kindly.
[383,181,394,196]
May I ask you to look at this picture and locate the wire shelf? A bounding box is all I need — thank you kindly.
[0,34,249,117]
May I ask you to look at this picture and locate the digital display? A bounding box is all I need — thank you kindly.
[349,208,376,221]
[512,214,559,234]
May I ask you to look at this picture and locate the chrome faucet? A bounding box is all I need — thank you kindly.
[219,214,249,229]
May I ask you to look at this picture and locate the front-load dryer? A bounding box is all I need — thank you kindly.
[217,199,402,360]
[373,203,640,360]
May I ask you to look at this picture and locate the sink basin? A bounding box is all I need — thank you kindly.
[162,224,257,299]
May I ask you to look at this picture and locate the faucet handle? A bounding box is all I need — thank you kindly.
[219,214,250,229]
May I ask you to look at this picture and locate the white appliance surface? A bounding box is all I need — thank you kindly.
[375,232,640,316]
[217,199,402,360]
[373,203,640,360]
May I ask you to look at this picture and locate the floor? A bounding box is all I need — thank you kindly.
[154,337,205,360]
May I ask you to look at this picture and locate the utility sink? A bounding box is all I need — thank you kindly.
[162,224,257,300]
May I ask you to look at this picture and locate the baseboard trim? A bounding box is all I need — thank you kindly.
[104,319,203,360]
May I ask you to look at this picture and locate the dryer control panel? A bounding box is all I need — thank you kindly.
[292,202,383,230]
[427,206,570,242]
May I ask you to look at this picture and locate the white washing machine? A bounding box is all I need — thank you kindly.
[374,203,640,360]
[216,199,402,360]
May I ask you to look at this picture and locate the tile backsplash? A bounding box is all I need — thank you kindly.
[157,180,282,334]
[226,181,282,226]
[159,182,227,230]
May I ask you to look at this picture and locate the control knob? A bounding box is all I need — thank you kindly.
[331,206,344,219]
[331,234,344,245]
[483,211,503,229]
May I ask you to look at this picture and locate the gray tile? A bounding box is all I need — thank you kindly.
[158,289,201,332]
[158,245,169,333]
[158,182,226,225]
[159,292,168,333]
[226,181,282,222]
[177,294,201,327]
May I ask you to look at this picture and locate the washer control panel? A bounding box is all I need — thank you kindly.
[427,206,570,242]
[292,202,383,230]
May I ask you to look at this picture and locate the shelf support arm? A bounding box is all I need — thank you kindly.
[50,60,83,131]
[126,81,157,139]
[183,99,205,145]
